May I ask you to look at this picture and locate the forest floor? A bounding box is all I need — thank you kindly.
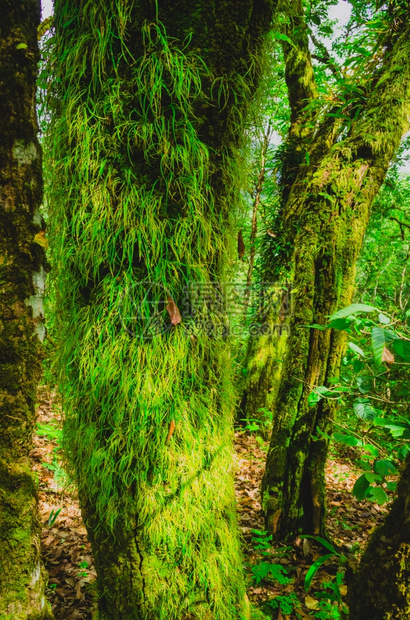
[31,385,391,620]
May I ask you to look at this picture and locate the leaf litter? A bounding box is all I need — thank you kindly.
[32,388,393,619]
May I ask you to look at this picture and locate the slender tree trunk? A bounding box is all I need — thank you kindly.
[262,13,410,541]
[348,455,410,620]
[0,2,52,618]
[244,125,272,312]
[49,1,274,618]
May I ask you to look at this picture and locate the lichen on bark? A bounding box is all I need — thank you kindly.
[0,1,51,617]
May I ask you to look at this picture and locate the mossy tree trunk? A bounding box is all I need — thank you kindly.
[239,0,316,431]
[0,2,51,618]
[348,454,410,619]
[261,9,410,541]
[49,1,274,618]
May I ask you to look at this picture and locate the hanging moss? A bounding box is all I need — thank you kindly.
[48,1,274,617]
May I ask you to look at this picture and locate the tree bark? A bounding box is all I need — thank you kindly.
[49,1,275,618]
[0,1,51,618]
[348,455,410,620]
[262,11,410,542]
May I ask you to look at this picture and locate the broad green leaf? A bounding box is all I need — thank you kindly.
[374,459,398,477]
[353,360,364,373]
[371,327,386,365]
[365,486,389,504]
[387,425,408,438]
[329,304,375,322]
[356,376,372,394]
[348,342,365,357]
[16,43,28,49]
[384,329,399,342]
[308,391,322,405]
[364,473,382,484]
[378,313,390,325]
[329,318,350,331]
[356,459,372,472]
[304,554,334,591]
[393,339,410,361]
[333,433,361,447]
[352,474,370,500]
[387,481,398,492]
[353,398,376,420]
[308,385,336,405]
[362,444,379,458]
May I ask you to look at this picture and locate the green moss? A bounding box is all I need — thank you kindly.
[47,0,274,617]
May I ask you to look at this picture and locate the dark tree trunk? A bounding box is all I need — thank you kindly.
[0,1,51,617]
[348,455,410,620]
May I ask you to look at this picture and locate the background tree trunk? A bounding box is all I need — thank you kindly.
[0,1,51,617]
[49,1,275,618]
[348,455,410,620]
[262,12,410,542]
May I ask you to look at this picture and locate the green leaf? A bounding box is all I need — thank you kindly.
[304,554,334,591]
[356,459,373,472]
[329,317,350,331]
[393,339,410,361]
[308,391,322,405]
[371,327,386,365]
[308,385,335,405]
[348,342,365,357]
[329,304,376,322]
[374,459,398,477]
[364,473,382,484]
[352,474,370,500]
[353,398,376,420]
[333,433,361,447]
[362,444,379,458]
[356,376,372,394]
[16,43,28,49]
[353,360,364,373]
[384,329,399,343]
[299,535,337,554]
[378,313,390,325]
[365,486,389,504]
[374,417,407,438]
[386,481,398,492]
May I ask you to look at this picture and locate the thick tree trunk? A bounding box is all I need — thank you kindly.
[348,455,410,620]
[49,1,274,618]
[262,15,410,542]
[0,2,51,618]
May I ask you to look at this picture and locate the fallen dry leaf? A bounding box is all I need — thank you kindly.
[166,295,182,325]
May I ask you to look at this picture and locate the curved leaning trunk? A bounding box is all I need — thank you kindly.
[0,1,51,617]
[348,454,410,619]
[262,16,410,542]
[49,1,274,618]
